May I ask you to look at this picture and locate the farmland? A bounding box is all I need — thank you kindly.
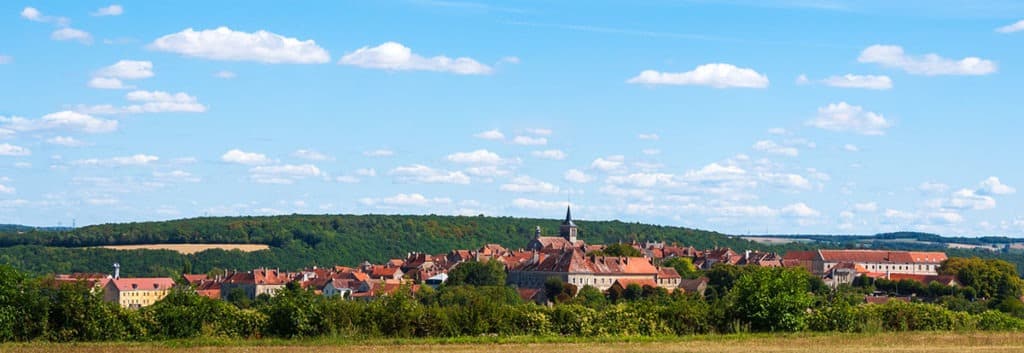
[2,332,1023,353]
[95,243,270,254]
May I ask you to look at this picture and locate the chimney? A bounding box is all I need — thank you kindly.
[113,263,120,279]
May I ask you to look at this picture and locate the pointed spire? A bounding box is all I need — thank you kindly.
[563,205,574,225]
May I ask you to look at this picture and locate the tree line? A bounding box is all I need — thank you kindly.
[1,257,1022,342]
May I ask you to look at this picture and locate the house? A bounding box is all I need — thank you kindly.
[322,277,357,298]
[786,249,947,277]
[656,267,681,289]
[219,268,291,300]
[678,277,709,296]
[102,277,176,309]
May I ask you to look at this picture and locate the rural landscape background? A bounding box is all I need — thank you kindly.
[3,1,1024,351]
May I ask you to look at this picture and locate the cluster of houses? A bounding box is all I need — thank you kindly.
[52,207,954,309]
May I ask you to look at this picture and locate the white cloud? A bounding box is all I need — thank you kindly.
[919,182,949,194]
[0,143,30,156]
[858,45,997,76]
[88,77,129,89]
[51,27,93,44]
[978,176,1016,195]
[511,198,570,211]
[46,136,87,147]
[712,205,777,218]
[564,169,594,184]
[153,170,200,183]
[21,7,43,21]
[91,5,123,16]
[627,63,769,88]
[853,202,878,213]
[1,111,117,133]
[500,56,521,64]
[795,74,810,85]
[500,176,559,193]
[532,149,567,160]
[684,162,746,182]
[997,20,1024,33]
[86,198,119,206]
[944,189,996,210]
[390,164,470,184]
[512,135,547,145]
[363,149,394,157]
[214,70,237,79]
[768,128,788,135]
[591,155,625,172]
[360,193,452,206]
[447,149,503,164]
[335,175,360,184]
[221,149,271,165]
[339,41,492,75]
[73,154,158,166]
[607,173,680,188]
[356,168,376,177]
[292,149,332,161]
[0,55,11,64]
[525,128,552,136]
[821,74,893,90]
[642,149,661,155]
[752,140,799,157]
[843,144,859,152]
[637,133,660,140]
[78,90,207,114]
[473,129,504,140]
[807,102,891,135]
[96,60,153,79]
[759,172,812,190]
[782,202,821,217]
[149,27,330,64]
[0,183,13,194]
[928,211,963,224]
[249,164,322,184]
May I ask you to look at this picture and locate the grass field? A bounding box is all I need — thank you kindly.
[4,332,1023,353]
[95,244,270,254]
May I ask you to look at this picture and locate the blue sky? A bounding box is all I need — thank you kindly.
[1,1,1023,236]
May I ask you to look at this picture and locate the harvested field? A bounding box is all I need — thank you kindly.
[95,243,270,254]
[4,332,1024,353]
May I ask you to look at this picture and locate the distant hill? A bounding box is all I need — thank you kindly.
[0,224,72,232]
[0,214,773,277]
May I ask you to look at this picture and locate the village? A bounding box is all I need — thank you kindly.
[50,207,954,309]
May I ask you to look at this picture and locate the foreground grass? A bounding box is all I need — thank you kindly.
[4,332,1024,353]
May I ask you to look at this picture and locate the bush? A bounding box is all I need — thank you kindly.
[976,310,1024,331]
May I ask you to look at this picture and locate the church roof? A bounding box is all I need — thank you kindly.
[562,205,576,227]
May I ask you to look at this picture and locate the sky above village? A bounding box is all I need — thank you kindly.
[1,1,1023,236]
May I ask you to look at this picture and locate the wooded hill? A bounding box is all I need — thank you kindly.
[0,214,773,277]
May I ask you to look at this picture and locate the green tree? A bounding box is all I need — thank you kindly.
[589,243,643,257]
[939,257,1023,301]
[662,257,699,279]
[446,260,507,287]
[727,266,815,332]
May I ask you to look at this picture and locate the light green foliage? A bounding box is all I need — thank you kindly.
[727,266,814,332]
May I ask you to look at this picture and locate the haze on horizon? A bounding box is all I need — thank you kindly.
[1,1,1023,236]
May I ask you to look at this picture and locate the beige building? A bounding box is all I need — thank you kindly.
[102,277,176,309]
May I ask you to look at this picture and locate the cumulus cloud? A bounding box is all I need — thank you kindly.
[149,27,330,64]
[500,176,559,193]
[524,128,552,136]
[292,149,332,161]
[360,193,452,206]
[821,74,893,90]
[532,149,567,160]
[853,202,878,213]
[627,63,769,88]
[642,149,661,155]
[0,183,13,194]
[858,45,996,76]
[363,149,394,157]
[606,173,680,188]
[96,60,153,79]
[473,129,504,140]
[781,202,821,217]
[447,149,503,164]
[564,169,594,183]
[807,102,891,135]
[843,144,859,152]
[637,133,660,140]
[221,149,271,165]
[511,198,571,211]
[249,164,322,184]
[91,5,123,16]
[752,140,799,157]
[0,143,31,156]
[77,90,207,114]
[73,154,158,166]
[21,7,67,25]
[390,164,470,184]
[51,27,93,44]
[591,155,625,172]
[942,189,996,210]
[683,162,746,182]
[1,111,117,133]
[919,182,950,194]
[997,20,1024,33]
[153,170,200,183]
[978,177,1016,195]
[512,136,547,146]
[46,136,87,147]
[214,70,237,79]
[339,41,492,75]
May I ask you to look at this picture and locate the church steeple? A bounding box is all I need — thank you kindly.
[559,205,578,243]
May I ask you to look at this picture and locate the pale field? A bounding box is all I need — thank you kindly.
[741,237,810,245]
[4,332,1024,353]
[95,244,270,254]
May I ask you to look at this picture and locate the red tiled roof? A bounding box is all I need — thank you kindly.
[783,250,819,261]
[183,274,208,284]
[657,267,681,279]
[108,277,175,292]
[818,250,946,264]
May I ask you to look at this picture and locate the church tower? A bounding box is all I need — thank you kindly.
[559,205,578,243]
